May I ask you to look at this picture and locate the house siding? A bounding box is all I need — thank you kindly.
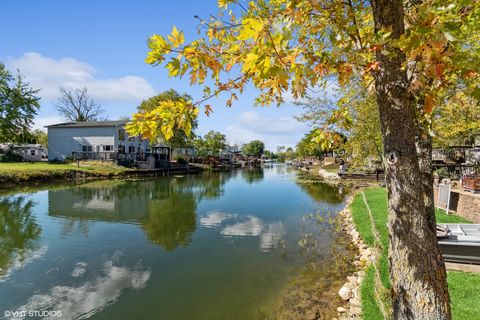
[20,148,44,162]
[48,127,116,161]
[48,125,150,161]
[172,147,195,161]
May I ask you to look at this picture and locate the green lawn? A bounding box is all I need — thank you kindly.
[436,208,472,224]
[0,162,130,183]
[350,187,479,320]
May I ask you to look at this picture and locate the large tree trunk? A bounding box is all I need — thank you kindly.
[370,1,451,319]
[416,125,437,232]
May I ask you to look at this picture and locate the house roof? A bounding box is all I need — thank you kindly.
[152,143,170,148]
[45,120,127,128]
[0,143,44,149]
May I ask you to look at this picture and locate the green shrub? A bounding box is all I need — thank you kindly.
[0,150,23,162]
[175,156,188,165]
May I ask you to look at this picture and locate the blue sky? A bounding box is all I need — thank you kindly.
[0,0,310,150]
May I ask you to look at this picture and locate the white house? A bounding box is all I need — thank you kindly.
[171,147,195,161]
[46,120,149,161]
[0,143,47,162]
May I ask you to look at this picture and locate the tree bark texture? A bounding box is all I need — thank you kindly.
[370,0,451,319]
[416,126,437,232]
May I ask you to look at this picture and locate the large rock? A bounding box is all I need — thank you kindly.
[338,285,353,300]
[337,307,347,314]
[350,230,360,239]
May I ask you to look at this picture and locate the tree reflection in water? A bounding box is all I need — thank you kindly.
[0,196,41,277]
[141,174,232,250]
[47,173,235,251]
[241,167,264,184]
[296,176,346,205]
[142,192,197,251]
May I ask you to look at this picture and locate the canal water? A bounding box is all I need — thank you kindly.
[0,165,347,320]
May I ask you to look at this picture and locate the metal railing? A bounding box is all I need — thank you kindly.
[73,151,117,161]
[433,163,479,180]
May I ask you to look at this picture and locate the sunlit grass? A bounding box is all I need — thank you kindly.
[350,187,479,320]
[436,208,472,224]
[0,161,130,183]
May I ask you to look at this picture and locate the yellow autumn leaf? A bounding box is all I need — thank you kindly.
[242,52,259,73]
[238,18,264,41]
[168,26,185,48]
[166,58,181,76]
[218,0,230,8]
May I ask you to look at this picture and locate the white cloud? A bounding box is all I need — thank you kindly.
[5,52,155,103]
[225,111,308,150]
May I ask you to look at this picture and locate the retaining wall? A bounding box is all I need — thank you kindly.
[434,187,480,223]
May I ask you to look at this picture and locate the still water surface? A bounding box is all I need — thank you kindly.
[0,165,346,319]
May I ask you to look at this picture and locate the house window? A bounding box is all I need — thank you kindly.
[118,129,126,141]
[128,146,135,153]
[103,145,113,152]
[30,149,36,156]
[82,145,93,152]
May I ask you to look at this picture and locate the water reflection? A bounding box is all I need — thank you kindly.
[199,211,237,228]
[200,211,286,252]
[0,166,349,320]
[241,167,264,184]
[0,196,43,279]
[296,179,346,205]
[188,171,235,200]
[9,253,150,320]
[142,192,196,251]
[48,181,152,224]
[47,174,234,251]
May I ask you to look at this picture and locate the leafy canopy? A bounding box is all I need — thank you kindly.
[0,63,41,143]
[127,97,199,143]
[241,140,265,156]
[198,130,227,157]
[433,93,480,146]
[128,0,479,151]
[134,89,199,146]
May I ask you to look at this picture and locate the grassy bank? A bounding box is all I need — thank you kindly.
[0,162,132,184]
[350,187,480,320]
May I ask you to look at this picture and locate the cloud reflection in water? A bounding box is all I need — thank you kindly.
[10,254,150,320]
[199,211,237,228]
[0,245,48,283]
[201,211,286,252]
